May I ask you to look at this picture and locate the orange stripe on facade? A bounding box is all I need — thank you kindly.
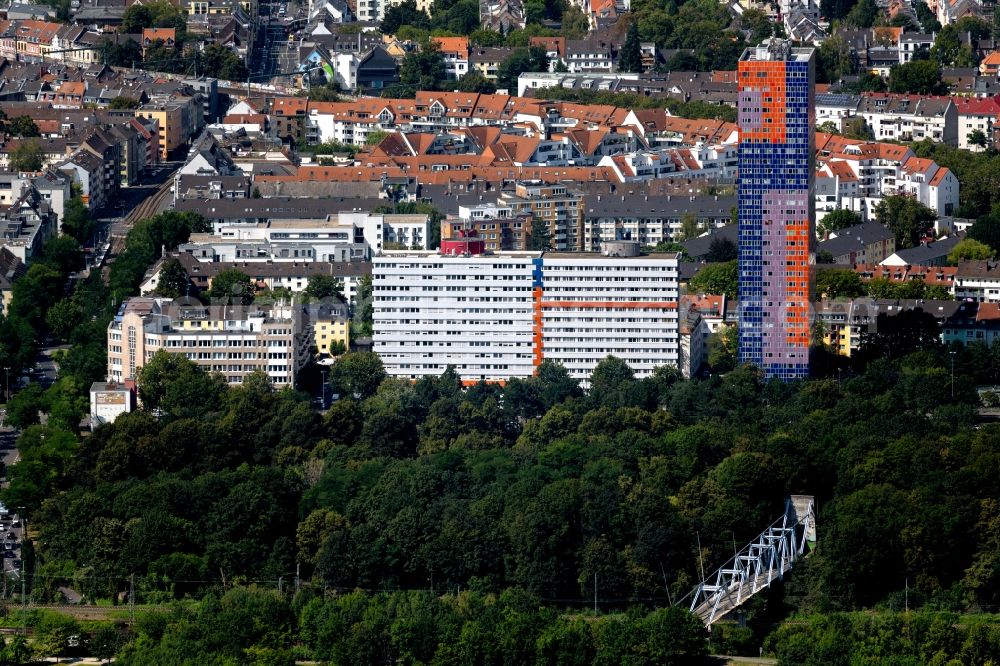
[532,286,543,370]
[461,379,507,387]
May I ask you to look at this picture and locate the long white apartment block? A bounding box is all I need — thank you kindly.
[540,252,680,380]
[372,246,681,384]
[373,253,539,383]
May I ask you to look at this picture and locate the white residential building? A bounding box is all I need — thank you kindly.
[956,260,1000,302]
[815,93,861,131]
[953,98,1000,152]
[539,250,680,380]
[373,252,538,383]
[858,94,958,145]
[179,212,430,262]
[372,247,681,384]
[814,141,959,220]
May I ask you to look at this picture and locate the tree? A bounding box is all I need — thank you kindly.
[874,195,937,249]
[382,0,430,34]
[858,308,942,360]
[328,352,385,399]
[968,129,989,150]
[142,41,183,74]
[155,259,191,298]
[100,37,143,67]
[705,236,737,262]
[816,35,855,83]
[970,210,1000,254]
[678,212,702,241]
[9,140,44,172]
[845,0,878,26]
[46,299,83,343]
[197,44,248,81]
[931,24,977,66]
[90,624,123,664]
[842,117,874,140]
[109,96,141,110]
[816,268,866,299]
[818,209,862,237]
[7,116,39,138]
[42,235,84,274]
[561,6,589,39]
[399,44,447,91]
[470,29,505,46]
[689,260,737,299]
[137,350,225,417]
[618,22,642,73]
[207,269,256,305]
[497,46,549,92]
[455,70,498,94]
[121,0,184,34]
[528,219,550,250]
[843,72,888,94]
[60,196,92,243]
[304,274,344,301]
[821,0,855,20]
[888,60,944,94]
[5,383,43,428]
[741,8,775,43]
[430,0,480,34]
[353,274,373,337]
[914,0,942,31]
[948,238,994,264]
[707,324,738,372]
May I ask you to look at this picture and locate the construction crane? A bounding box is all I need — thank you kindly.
[677,495,816,627]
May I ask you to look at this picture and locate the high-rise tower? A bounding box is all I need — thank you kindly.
[737,40,815,380]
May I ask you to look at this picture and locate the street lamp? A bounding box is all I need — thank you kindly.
[950,350,957,399]
[321,368,327,409]
[2,367,7,403]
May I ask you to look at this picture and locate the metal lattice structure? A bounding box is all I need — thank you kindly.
[683,495,816,627]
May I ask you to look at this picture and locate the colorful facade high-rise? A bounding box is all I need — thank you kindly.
[737,40,816,380]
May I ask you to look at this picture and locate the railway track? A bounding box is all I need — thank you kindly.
[106,173,175,263]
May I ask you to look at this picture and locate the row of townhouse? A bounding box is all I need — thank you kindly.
[816,298,1000,358]
[449,188,735,252]
[517,69,739,104]
[0,19,120,66]
[301,91,734,148]
[954,260,1000,303]
[139,251,372,307]
[818,91,1000,153]
[833,27,987,72]
[815,133,959,221]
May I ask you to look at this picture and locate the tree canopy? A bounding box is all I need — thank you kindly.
[818,209,862,238]
[873,195,937,249]
[689,260,738,299]
[9,140,44,172]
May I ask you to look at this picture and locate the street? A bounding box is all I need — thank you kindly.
[254,0,304,86]
[0,413,23,586]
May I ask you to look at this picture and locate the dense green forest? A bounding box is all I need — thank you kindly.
[7,334,1000,661]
